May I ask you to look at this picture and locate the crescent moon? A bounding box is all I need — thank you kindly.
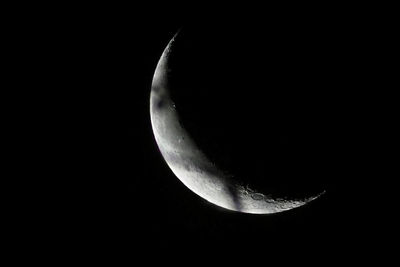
[150,32,325,214]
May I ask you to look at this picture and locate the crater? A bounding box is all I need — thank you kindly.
[251,193,265,201]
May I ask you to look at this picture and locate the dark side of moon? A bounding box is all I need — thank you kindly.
[150,24,342,214]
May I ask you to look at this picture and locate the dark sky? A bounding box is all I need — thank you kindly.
[67,5,386,262]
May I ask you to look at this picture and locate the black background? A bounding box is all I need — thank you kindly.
[52,3,390,262]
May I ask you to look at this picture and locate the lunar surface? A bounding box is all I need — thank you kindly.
[150,31,325,214]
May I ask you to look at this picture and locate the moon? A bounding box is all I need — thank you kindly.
[150,32,325,214]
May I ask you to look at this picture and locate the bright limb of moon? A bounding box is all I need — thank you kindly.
[150,32,325,214]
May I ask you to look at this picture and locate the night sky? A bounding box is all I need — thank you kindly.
[68,5,384,261]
